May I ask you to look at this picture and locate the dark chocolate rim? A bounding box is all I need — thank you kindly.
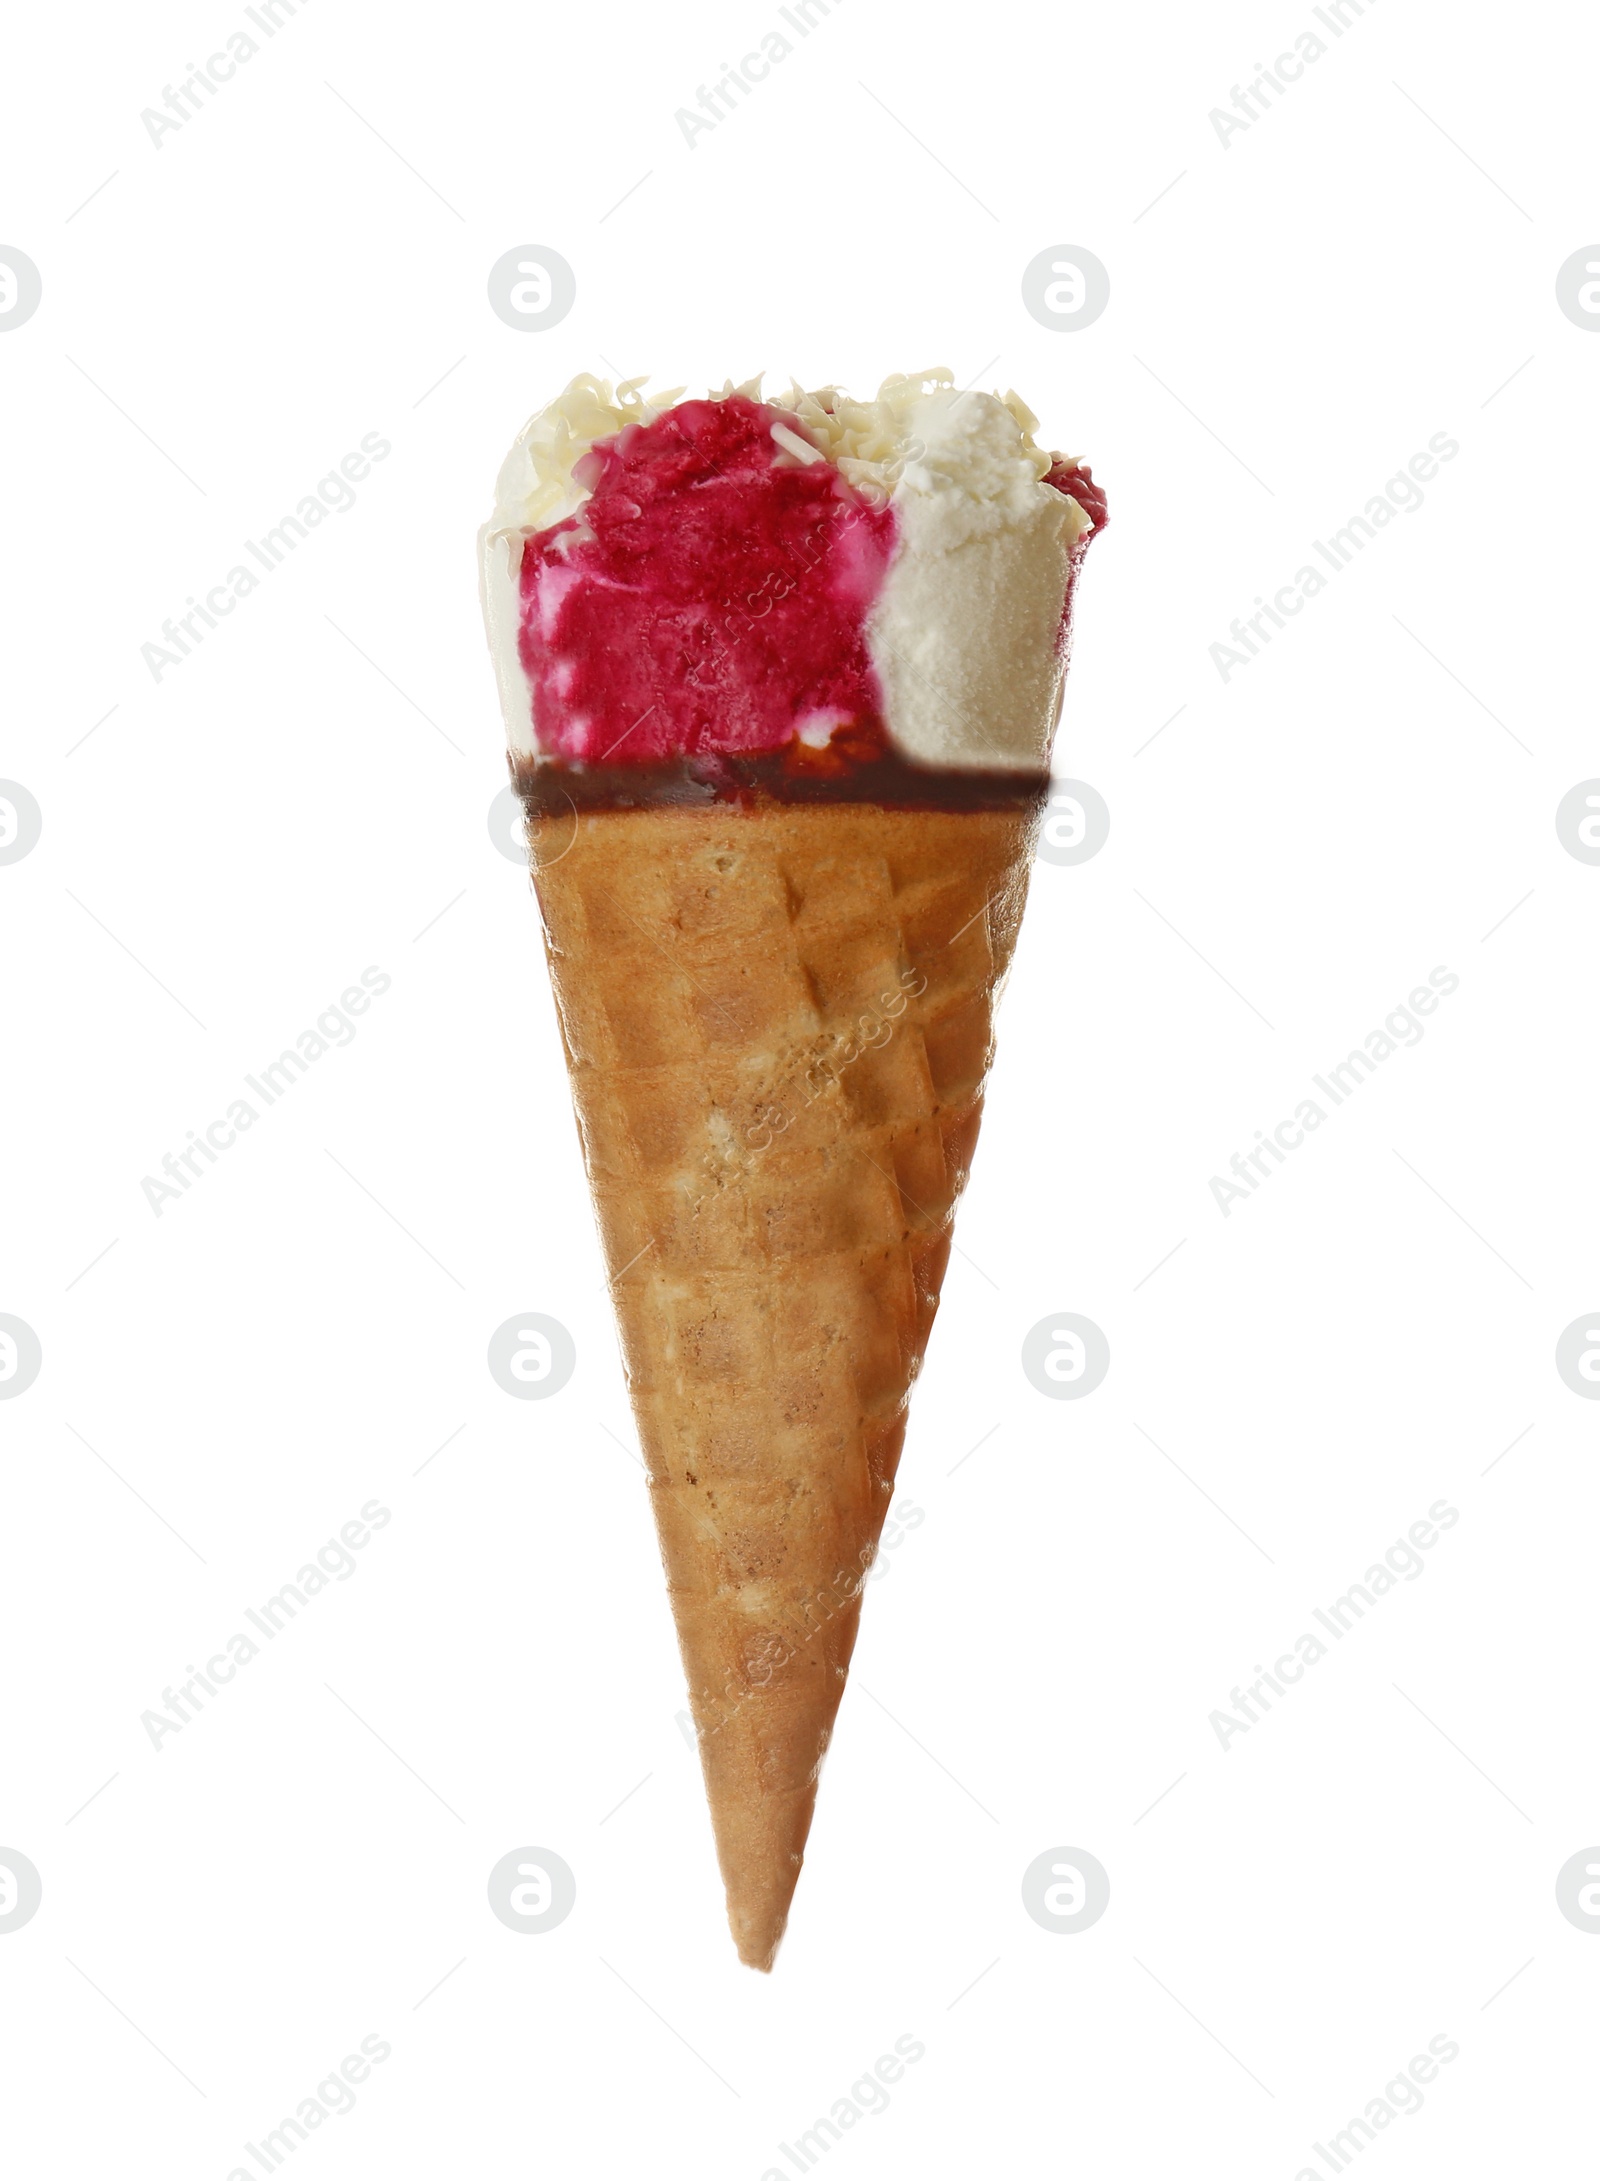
[510,749,1051,816]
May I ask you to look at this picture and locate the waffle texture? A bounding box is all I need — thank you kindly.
[529,798,1039,1967]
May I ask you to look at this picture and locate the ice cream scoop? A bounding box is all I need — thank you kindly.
[481,369,1104,775]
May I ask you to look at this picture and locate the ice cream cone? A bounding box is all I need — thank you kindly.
[526,794,1040,1967]
[482,367,1105,1966]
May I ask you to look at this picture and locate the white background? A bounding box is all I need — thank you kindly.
[3,0,1598,2173]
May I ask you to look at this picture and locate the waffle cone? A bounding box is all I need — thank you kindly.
[527,794,1039,1968]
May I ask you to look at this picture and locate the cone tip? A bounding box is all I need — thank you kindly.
[727,1880,793,1970]
[734,1917,785,1972]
